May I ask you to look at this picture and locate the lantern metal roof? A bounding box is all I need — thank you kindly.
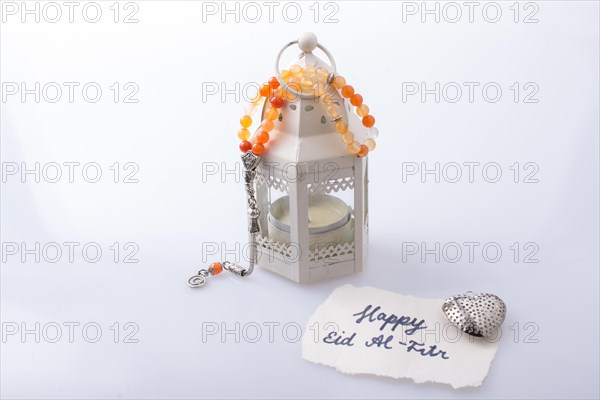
[260,47,367,165]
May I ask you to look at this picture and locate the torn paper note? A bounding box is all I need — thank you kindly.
[302,285,500,388]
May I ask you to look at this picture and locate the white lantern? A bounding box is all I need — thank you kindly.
[252,34,369,283]
[188,33,374,288]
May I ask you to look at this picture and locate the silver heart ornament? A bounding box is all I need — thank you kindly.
[442,292,506,338]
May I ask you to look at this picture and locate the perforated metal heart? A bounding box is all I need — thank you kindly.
[442,292,506,338]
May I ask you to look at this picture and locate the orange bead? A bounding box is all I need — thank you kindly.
[300,78,315,91]
[332,75,346,89]
[347,141,360,155]
[335,120,348,134]
[362,115,375,128]
[326,104,341,119]
[240,115,252,128]
[261,119,274,132]
[265,107,279,120]
[237,128,250,141]
[350,94,363,107]
[269,76,280,89]
[280,69,291,82]
[341,85,354,98]
[356,104,369,117]
[251,143,265,156]
[342,131,354,144]
[210,262,223,275]
[257,131,270,144]
[259,85,271,97]
[357,144,369,157]
[270,96,284,108]
[239,140,252,153]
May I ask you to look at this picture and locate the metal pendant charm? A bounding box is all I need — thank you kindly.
[442,292,506,338]
[187,270,209,288]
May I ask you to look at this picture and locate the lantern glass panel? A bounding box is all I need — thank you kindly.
[305,168,356,267]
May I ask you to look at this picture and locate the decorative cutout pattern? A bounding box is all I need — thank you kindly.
[256,234,356,266]
[256,235,296,259]
[309,241,355,263]
[308,176,354,195]
[257,174,289,193]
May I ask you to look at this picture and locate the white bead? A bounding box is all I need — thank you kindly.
[298,32,318,53]
[367,127,379,139]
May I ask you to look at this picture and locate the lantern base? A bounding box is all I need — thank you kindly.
[259,257,359,284]
[255,235,361,283]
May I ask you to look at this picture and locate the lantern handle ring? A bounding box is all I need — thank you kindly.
[275,34,337,99]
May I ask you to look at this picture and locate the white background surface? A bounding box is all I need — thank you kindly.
[1,1,599,399]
